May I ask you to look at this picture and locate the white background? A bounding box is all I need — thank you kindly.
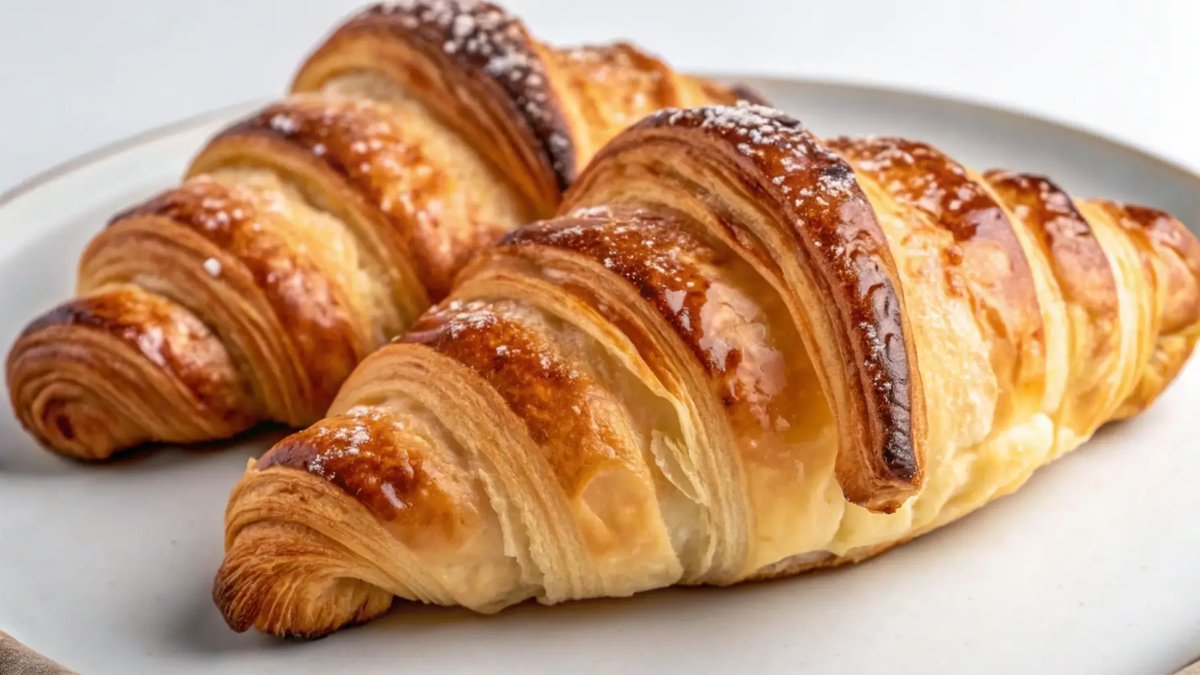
[1,0,1198,192]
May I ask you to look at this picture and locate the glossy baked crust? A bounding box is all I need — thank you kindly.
[6,0,743,459]
[215,103,1200,637]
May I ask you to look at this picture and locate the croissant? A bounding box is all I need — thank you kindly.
[216,103,1200,637]
[5,0,744,460]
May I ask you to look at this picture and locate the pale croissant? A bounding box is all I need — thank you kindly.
[5,0,744,459]
[217,104,1200,637]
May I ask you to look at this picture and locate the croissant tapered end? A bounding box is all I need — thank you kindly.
[215,418,435,637]
[6,169,375,459]
[566,104,926,511]
[6,287,256,459]
[1096,201,1200,418]
[214,518,393,638]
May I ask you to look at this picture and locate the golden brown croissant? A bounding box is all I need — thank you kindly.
[5,0,744,460]
[216,103,1200,637]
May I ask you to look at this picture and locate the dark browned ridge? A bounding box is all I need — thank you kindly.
[657,108,916,489]
[348,0,577,190]
[258,414,428,521]
[534,105,924,508]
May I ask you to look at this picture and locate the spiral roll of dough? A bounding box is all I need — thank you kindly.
[6,0,745,459]
[214,104,1200,637]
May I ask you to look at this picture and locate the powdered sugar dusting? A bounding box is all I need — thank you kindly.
[303,409,381,479]
[566,205,613,219]
[202,257,222,277]
[134,326,168,368]
[268,112,298,135]
[374,0,573,185]
[380,482,409,510]
[650,104,865,216]
[828,136,1006,244]
[656,103,802,159]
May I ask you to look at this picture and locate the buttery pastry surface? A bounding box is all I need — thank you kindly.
[5,0,743,459]
[216,104,1200,637]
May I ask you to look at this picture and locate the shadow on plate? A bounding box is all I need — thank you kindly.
[0,422,292,476]
[152,407,1155,659]
[162,541,931,659]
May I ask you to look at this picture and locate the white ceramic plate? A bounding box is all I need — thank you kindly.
[2,77,1198,674]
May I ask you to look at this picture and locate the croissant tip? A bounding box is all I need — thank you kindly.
[214,513,395,639]
[213,559,390,639]
[212,561,256,634]
[7,343,126,461]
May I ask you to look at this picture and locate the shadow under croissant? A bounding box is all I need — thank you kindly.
[0,423,291,476]
[201,416,1149,646]
[206,495,993,645]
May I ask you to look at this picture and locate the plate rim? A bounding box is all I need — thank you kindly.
[3,74,1198,210]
